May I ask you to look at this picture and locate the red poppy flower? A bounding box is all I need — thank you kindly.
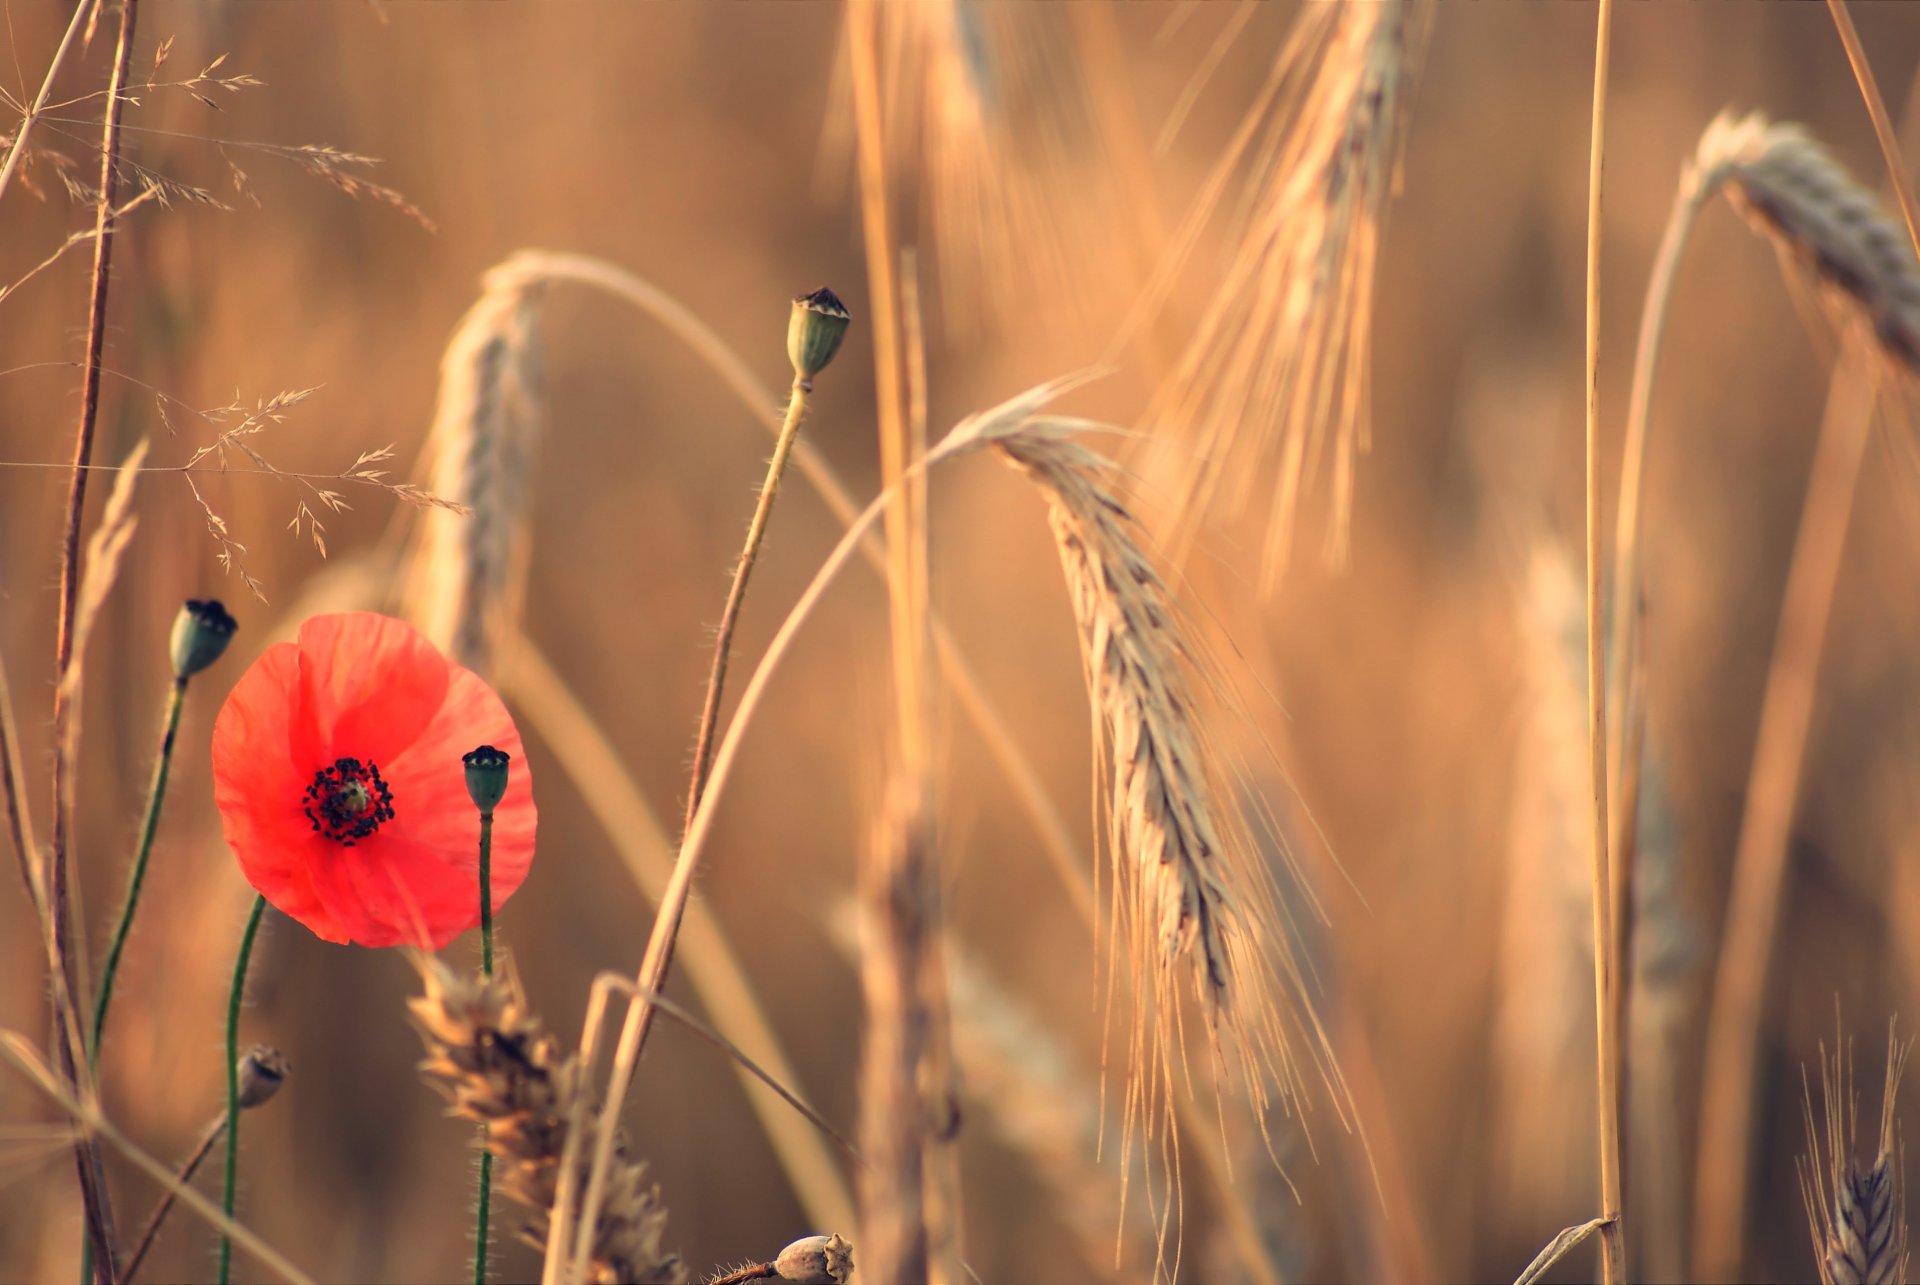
[211,612,536,949]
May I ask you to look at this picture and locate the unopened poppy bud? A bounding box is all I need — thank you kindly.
[773,1233,853,1284]
[787,287,850,386]
[462,744,511,814]
[170,599,236,680]
[236,1044,289,1108]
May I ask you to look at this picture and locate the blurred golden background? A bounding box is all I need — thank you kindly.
[4,2,1920,1282]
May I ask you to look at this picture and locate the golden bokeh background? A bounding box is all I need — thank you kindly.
[4,3,1920,1282]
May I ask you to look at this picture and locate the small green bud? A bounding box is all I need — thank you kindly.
[774,1233,854,1284]
[462,744,511,814]
[236,1044,289,1109]
[787,287,851,386]
[169,599,236,680]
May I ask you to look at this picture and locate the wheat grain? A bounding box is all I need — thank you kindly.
[409,957,684,1285]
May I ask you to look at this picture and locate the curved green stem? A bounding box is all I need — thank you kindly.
[90,677,187,1068]
[474,811,494,1285]
[219,895,266,1285]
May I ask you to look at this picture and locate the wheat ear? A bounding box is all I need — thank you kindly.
[410,957,685,1285]
[1143,0,1427,579]
[1800,1026,1912,1285]
[967,413,1344,1231]
[405,261,546,672]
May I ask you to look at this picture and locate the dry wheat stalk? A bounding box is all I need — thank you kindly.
[821,0,1119,333]
[1697,110,1920,375]
[409,957,684,1285]
[404,261,546,673]
[1800,1028,1912,1285]
[1145,0,1428,578]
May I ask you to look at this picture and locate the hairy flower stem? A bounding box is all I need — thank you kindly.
[633,379,809,1065]
[90,677,187,1067]
[682,382,810,833]
[60,7,139,1281]
[474,811,495,1285]
[218,896,266,1285]
[121,1113,224,1284]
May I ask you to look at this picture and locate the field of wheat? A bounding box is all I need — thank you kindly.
[4,3,1920,1283]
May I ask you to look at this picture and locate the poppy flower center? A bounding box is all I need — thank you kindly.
[303,757,396,846]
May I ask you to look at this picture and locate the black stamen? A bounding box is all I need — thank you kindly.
[302,756,396,845]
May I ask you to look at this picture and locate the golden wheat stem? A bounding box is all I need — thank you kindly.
[53,6,139,1275]
[503,640,857,1237]
[1692,342,1881,1282]
[568,476,902,1285]
[1582,1,1625,1280]
[847,3,956,1276]
[1825,0,1920,261]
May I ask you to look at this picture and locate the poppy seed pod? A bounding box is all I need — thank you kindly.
[236,1045,290,1109]
[169,599,237,680]
[787,287,850,385]
[773,1233,854,1284]
[462,744,511,814]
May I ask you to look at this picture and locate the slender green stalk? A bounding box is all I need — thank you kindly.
[90,677,187,1067]
[218,895,266,1285]
[474,810,494,1285]
[1582,0,1625,1280]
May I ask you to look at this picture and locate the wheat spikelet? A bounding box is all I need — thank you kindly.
[1695,110,1920,375]
[1147,0,1428,577]
[404,260,546,673]
[1800,1027,1912,1285]
[934,397,1342,1212]
[408,957,684,1285]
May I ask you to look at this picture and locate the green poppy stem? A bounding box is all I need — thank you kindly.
[89,676,188,1068]
[218,895,266,1285]
[474,810,494,1285]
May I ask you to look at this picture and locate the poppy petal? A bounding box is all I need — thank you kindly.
[293,614,450,768]
[211,641,338,938]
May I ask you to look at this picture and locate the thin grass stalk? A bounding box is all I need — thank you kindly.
[1581,1,1625,1279]
[1824,0,1920,261]
[0,1035,311,1285]
[0,0,91,207]
[847,4,953,1277]
[557,485,897,1285]
[1692,341,1881,1282]
[51,6,139,1274]
[121,1115,223,1284]
[502,640,858,1238]
[0,596,38,908]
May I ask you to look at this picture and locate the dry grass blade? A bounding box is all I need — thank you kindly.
[404,261,545,672]
[1142,0,1429,577]
[1799,1026,1912,1285]
[408,956,686,1285]
[1512,1218,1612,1285]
